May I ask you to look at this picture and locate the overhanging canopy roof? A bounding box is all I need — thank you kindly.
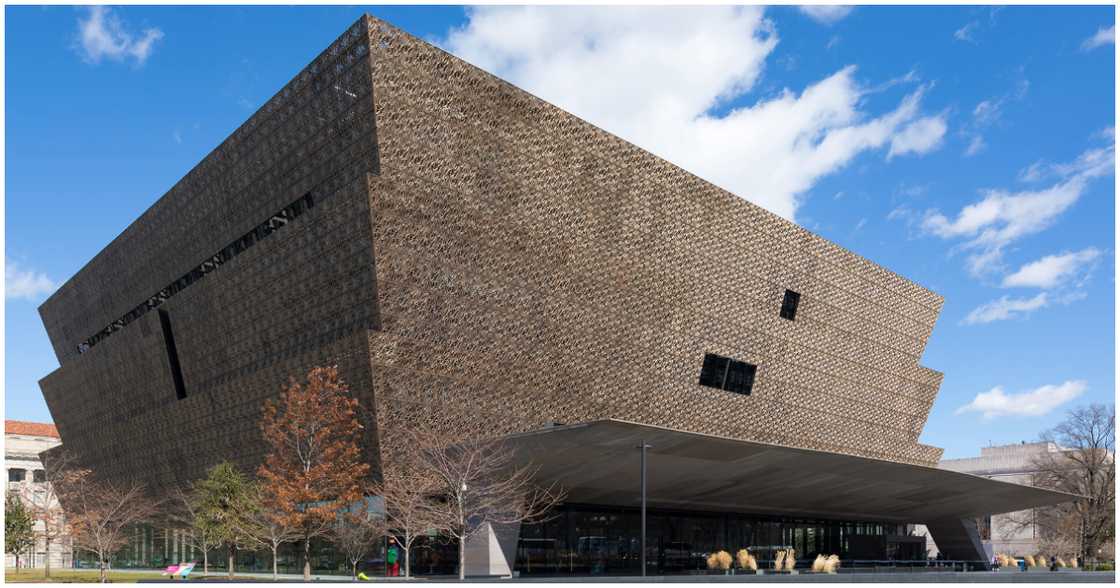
[503,420,1077,524]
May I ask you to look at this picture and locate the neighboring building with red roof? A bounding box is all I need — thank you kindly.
[5,419,70,569]
[5,420,60,439]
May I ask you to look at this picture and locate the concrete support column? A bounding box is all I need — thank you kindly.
[925,518,987,562]
[463,521,521,578]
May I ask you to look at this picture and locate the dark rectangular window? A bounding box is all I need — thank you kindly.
[32,470,46,483]
[724,360,757,395]
[8,468,25,482]
[697,353,730,388]
[697,353,757,396]
[780,289,801,321]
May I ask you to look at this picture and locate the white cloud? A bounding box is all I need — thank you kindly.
[6,261,58,301]
[1001,247,1102,289]
[74,6,163,66]
[954,21,979,43]
[798,6,853,25]
[888,115,947,159]
[172,129,182,144]
[963,79,1027,158]
[443,6,945,221]
[972,98,1004,127]
[1018,160,1046,182]
[919,140,1113,276]
[964,134,986,157]
[962,292,1049,324]
[955,380,1087,419]
[1081,25,1115,51]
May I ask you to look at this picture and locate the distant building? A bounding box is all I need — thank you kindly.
[919,442,1068,558]
[5,420,71,569]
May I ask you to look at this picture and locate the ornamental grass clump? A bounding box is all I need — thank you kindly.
[736,549,757,571]
[773,550,786,570]
[1025,555,1037,568]
[1056,557,1068,568]
[811,554,826,573]
[823,555,840,574]
[1036,555,1048,568]
[1070,557,1078,568]
[716,550,733,572]
[784,548,796,571]
[706,553,719,571]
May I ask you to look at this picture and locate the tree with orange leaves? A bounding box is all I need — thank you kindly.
[257,366,372,581]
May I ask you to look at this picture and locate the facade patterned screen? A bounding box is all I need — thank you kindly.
[78,192,316,354]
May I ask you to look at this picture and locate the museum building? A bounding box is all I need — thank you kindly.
[38,15,1074,576]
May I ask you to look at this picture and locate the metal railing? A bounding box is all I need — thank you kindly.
[837,560,991,573]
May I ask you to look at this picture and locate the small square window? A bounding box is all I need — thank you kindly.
[698,353,730,389]
[780,289,801,321]
[32,470,46,483]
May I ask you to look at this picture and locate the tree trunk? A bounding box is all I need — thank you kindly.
[272,545,279,581]
[45,536,52,579]
[99,557,108,583]
[458,533,466,581]
[352,561,357,579]
[303,537,311,581]
[228,545,236,579]
[203,549,209,574]
[404,537,411,579]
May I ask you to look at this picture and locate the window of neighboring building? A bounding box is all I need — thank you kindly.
[780,289,801,321]
[697,353,757,396]
[32,470,46,483]
[8,468,26,482]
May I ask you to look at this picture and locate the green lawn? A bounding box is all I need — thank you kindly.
[4,568,265,583]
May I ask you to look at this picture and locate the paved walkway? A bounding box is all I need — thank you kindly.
[80,567,1119,583]
[491,571,1114,583]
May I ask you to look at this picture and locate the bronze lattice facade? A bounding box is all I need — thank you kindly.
[40,15,946,497]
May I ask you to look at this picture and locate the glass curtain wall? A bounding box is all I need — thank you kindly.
[515,503,911,576]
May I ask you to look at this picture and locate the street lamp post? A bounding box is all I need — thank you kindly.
[639,441,651,577]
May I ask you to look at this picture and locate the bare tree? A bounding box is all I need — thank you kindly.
[407,426,563,580]
[63,472,160,583]
[19,450,81,578]
[1005,404,1114,565]
[168,486,222,574]
[329,507,387,579]
[232,482,302,581]
[378,468,447,578]
[375,431,451,579]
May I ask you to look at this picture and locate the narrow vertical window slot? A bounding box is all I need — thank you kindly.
[158,310,187,400]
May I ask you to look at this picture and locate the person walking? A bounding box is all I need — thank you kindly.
[387,537,401,577]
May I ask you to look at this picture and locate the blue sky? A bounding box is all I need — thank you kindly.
[5,5,1115,459]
